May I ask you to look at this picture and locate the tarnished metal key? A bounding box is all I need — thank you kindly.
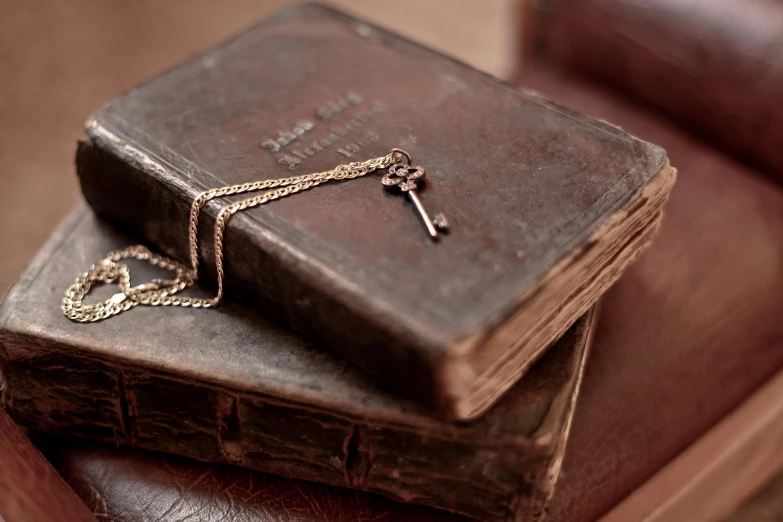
[382,150,448,240]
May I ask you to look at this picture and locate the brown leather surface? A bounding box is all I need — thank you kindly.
[28,71,783,522]
[0,410,95,522]
[525,0,783,182]
[4,3,782,521]
[516,70,783,521]
[77,4,671,418]
[722,469,783,522]
[40,438,469,522]
[0,203,594,520]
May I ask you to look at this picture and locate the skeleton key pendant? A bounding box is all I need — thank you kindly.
[382,149,448,240]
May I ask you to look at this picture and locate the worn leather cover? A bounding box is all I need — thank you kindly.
[523,0,783,181]
[0,205,596,522]
[76,3,674,419]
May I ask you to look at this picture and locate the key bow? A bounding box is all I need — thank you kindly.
[381,149,448,240]
[382,164,426,192]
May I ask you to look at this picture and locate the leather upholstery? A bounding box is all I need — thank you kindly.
[0,410,94,522]
[40,438,468,522]
[521,2,783,515]
[527,0,783,182]
[517,71,783,522]
[722,469,783,522]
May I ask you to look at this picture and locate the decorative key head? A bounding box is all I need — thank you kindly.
[382,163,426,192]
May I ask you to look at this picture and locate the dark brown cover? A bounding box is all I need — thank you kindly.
[75,3,673,419]
[523,0,783,181]
[0,205,596,522]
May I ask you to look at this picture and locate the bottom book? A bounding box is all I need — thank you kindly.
[0,204,595,522]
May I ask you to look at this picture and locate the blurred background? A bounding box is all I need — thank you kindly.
[2,1,783,521]
[0,0,518,293]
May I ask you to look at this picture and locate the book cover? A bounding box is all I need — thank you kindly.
[1,205,596,522]
[76,4,674,419]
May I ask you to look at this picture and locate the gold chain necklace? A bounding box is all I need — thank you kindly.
[62,149,447,322]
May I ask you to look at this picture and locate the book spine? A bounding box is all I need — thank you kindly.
[0,331,545,522]
[75,136,445,414]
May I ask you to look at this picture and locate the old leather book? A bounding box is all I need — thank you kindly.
[76,4,675,419]
[0,205,596,522]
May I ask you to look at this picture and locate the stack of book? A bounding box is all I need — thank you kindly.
[0,5,675,521]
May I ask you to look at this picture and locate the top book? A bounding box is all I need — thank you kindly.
[76,4,676,420]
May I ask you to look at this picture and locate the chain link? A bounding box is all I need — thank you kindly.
[62,151,400,322]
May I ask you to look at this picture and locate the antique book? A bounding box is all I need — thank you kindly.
[76,4,675,419]
[0,205,596,522]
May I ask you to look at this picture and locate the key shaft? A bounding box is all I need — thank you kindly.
[408,190,439,239]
